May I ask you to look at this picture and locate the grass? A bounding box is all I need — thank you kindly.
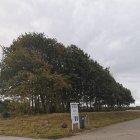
[0,111,140,139]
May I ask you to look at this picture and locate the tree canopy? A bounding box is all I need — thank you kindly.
[0,33,135,114]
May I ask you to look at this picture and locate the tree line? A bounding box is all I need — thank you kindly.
[0,33,135,114]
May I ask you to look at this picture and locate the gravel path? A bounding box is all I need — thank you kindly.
[61,118,140,140]
[1,118,140,140]
[0,137,42,140]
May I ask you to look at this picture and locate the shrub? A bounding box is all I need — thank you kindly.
[1,111,11,118]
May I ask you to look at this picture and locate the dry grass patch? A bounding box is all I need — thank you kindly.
[0,111,140,138]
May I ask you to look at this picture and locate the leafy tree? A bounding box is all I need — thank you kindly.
[0,32,135,113]
[1,45,68,113]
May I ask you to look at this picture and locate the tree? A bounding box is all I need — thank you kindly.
[1,45,69,113]
[0,32,135,113]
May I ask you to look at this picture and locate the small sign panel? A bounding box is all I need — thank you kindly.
[70,103,80,130]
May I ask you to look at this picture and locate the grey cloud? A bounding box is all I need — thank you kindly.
[0,0,140,105]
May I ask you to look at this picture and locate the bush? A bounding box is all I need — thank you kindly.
[1,111,11,118]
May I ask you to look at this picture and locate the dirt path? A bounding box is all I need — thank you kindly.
[0,137,41,140]
[0,118,140,140]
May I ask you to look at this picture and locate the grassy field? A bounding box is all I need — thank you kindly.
[0,111,140,139]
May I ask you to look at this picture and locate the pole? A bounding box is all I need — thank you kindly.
[72,120,73,131]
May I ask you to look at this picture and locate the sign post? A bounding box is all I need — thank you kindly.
[70,103,80,130]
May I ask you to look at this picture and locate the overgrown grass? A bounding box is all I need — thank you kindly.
[0,111,140,139]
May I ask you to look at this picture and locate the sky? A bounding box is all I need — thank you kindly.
[0,0,140,105]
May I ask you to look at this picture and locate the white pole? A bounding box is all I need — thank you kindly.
[72,120,73,131]
[78,114,80,129]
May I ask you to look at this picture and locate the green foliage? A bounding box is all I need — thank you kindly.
[0,32,135,114]
[1,111,11,118]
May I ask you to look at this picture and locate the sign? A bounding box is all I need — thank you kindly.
[70,103,80,130]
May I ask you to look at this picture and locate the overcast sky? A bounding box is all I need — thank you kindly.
[0,0,140,105]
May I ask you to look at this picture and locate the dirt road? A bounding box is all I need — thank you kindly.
[0,118,140,140]
[61,118,140,140]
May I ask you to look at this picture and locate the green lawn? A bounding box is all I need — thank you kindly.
[0,111,140,139]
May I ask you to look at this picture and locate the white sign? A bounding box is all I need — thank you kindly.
[70,103,80,130]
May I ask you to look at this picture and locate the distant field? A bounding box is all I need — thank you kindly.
[0,111,140,139]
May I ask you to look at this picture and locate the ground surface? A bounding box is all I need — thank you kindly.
[1,111,140,138]
[62,118,140,140]
[0,118,140,140]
